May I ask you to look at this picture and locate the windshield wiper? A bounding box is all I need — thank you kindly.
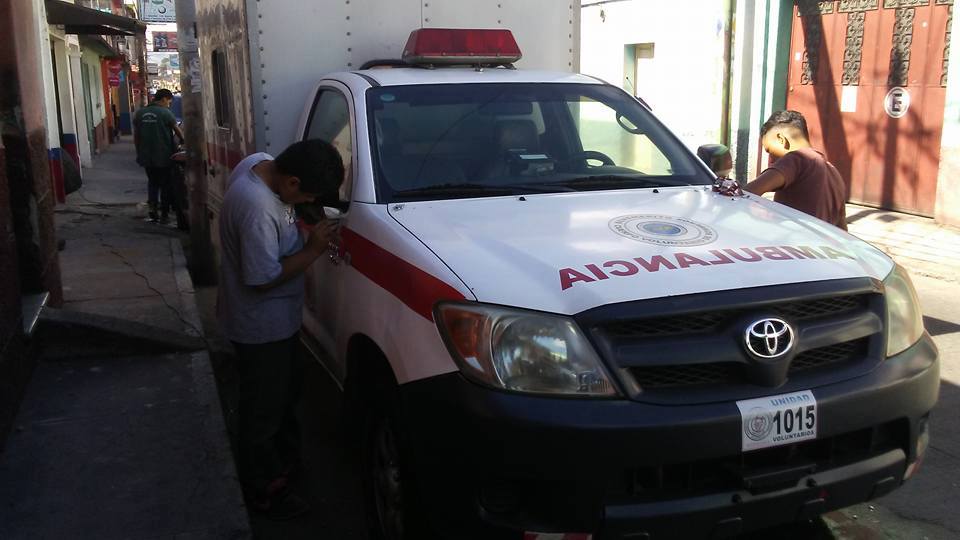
[546,175,692,189]
[392,182,573,199]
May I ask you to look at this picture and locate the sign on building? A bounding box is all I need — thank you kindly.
[152,31,178,52]
[107,60,123,87]
[140,0,175,23]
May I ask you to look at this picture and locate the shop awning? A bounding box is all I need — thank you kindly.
[79,35,120,57]
[45,0,146,36]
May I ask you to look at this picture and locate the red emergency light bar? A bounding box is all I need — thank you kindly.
[402,28,522,65]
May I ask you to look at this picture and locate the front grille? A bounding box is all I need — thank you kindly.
[620,420,907,501]
[602,294,867,339]
[777,295,862,320]
[791,339,867,373]
[630,362,740,388]
[604,312,726,338]
[628,339,868,389]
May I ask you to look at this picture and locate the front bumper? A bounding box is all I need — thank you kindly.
[398,335,939,540]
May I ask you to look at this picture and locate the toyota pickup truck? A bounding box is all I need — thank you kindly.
[193,5,939,538]
[288,29,938,540]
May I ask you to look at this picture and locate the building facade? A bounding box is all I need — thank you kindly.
[580,0,960,227]
[0,0,144,446]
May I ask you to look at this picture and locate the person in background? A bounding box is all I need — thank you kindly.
[217,139,343,519]
[745,110,848,230]
[133,88,184,223]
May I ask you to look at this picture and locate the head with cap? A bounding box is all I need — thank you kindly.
[272,139,345,205]
[760,110,811,160]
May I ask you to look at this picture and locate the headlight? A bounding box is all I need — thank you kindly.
[435,303,618,397]
[885,264,925,357]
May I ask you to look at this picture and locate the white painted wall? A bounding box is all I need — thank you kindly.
[935,0,960,227]
[34,0,61,150]
[579,0,729,150]
[728,0,790,182]
[81,50,106,127]
[52,36,78,141]
[68,44,94,166]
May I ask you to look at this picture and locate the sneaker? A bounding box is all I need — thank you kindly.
[159,214,171,225]
[147,210,159,223]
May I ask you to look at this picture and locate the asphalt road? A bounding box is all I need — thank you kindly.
[202,270,960,540]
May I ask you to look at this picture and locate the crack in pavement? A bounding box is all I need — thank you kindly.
[94,233,210,350]
[929,444,960,462]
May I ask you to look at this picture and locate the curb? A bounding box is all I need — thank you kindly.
[37,308,207,353]
[170,239,253,538]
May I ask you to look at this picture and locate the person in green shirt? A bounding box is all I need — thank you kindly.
[133,89,184,223]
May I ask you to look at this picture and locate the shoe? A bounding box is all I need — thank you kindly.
[148,210,159,222]
[248,485,310,521]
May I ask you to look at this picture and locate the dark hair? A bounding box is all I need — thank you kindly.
[154,88,174,101]
[760,110,810,140]
[274,139,345,197]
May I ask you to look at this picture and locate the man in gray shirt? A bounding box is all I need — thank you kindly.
[217,139,343,519]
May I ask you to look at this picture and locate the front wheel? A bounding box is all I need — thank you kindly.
[361,383,434,540]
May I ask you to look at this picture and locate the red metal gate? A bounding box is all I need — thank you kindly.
[786,0,953,216]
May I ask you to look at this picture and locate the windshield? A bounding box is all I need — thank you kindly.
[366,83,711,202]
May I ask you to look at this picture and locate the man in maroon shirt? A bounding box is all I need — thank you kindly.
[745,110,848,230]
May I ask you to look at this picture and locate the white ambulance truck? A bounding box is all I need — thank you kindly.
[195,4,939,540]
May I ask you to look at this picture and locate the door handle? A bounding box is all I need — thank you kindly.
[328,242,342,265]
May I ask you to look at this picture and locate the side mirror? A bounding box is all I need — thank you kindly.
[323,206,344,220]
[697,144,733,178]
[296,201,348,224]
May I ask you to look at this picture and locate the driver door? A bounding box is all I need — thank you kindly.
[300,84,354,380]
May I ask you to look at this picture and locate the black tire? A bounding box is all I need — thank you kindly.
[361,375,435,540]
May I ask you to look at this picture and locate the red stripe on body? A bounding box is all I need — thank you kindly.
[341,228,466,321]
[206,142,245,170]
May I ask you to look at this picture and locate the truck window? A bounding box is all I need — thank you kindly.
[570,98,672,175]
[367,83,710,202]
[211,49,231,128]
[305,89,353,202]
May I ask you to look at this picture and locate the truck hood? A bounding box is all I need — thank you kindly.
[389,187,893,315]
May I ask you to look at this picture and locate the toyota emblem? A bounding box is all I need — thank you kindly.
[744,318,794,359]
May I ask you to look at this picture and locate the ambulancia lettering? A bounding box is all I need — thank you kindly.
[559,245,857,290]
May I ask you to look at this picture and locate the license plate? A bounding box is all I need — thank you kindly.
[736,390,818,452]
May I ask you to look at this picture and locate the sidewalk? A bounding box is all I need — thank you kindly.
[0,137,250,539]
[847,204,960,282]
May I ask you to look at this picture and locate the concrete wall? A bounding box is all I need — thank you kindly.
[579,0,730,150]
